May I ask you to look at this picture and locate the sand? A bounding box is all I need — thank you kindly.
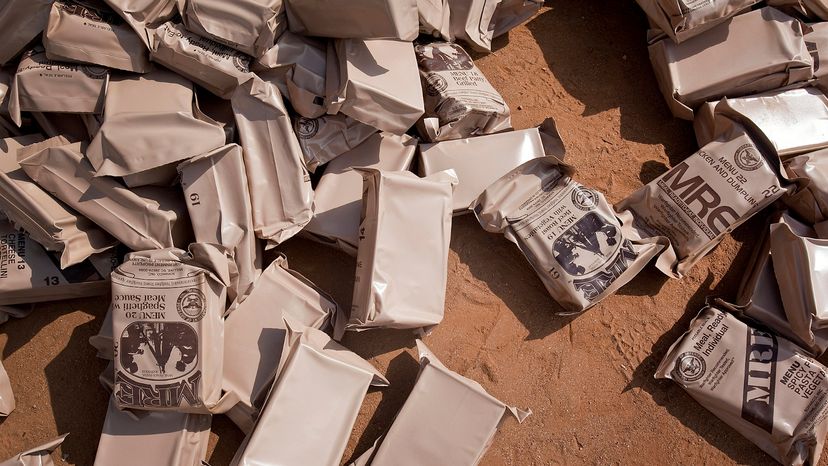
[0,1,813,465]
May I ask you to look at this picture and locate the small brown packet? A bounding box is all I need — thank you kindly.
[231,322,388,465]
[0,434,67,466]
[648,7,813,120]
[0,0,53,66]
[448,0,500,52]
[419,127,545,213]
[417,0,451,39]
[783,149,828,224]
[44,0,151,73]
[294,113,378,172]
[178,144,262,303]
[352,340,529,466]
[0,135,117,268]
[231,76,313,246]
[285,0,418,40]
[656,306,828,465]
[149,21,253,99]
[222,255,340,433]
[102,0,177,48]
[491,0,543,37]
[617,121,789,278]
[86,69,226,181]
[8,47,109,126]
[30,112,95,142]
[635,0,758,44]
[327,38,424,135]
[349,169,457,335]
[303,132,416,256]
[415,42,510,142]
[18,138,191,251]
[768,0,828,19]
[181,0,286,58]
[0,218,119,306]
[474,156,664,313]
[93,395,211,466]
[0,358,14,417]
[254,31,328,118]
[112,244,230,413]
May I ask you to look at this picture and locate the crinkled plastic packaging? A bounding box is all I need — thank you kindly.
[294,113,378,173]
[181,0,286,58]
[285,0,418,40]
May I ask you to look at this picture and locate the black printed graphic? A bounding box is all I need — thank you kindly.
[177,288,206,322]
[295,117,320,139]
[674,352,706,383]
[416,44,474,71]
[119,322,198,382]
[553,212,620,276]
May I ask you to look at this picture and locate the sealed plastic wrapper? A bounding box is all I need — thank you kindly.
[231,76,313,245]
[102,0,177,47]
[178,144,261,303]
[415,42,510,142]
[90,305,115,360]
[448,0,499,52]
[350,169,457,333]
[353,340,529,466]
[182,0,285,58]
[112,245,230,413]
[294,113,378,172]
[419,128,545,213]
[0,219,119,306]
[8,47,108,126]
[44,0,151,73]
[783,149,828,224]
[617,121,789,278]
[635,0,758,43]
[417,0,450,39]
[768,0,828,19]
[303,132,416,256]
[0,358,13,417]
[0,135,116,268]
[19,140,191,252]
[474,156,663,313]
[149,22,253,99]
[93,396,211,466]
[648,7,813,120]
[656,306,828,465]
[285,0,418,40]
[0,434,67,466]
[0,0,54,66]
[86,69,226,180]
[327,39,424,135]
[492,0,543,37]
[30,112,96,142]
[231,323,388,466]
[222,256,340,433]
[253,31,328,118]
[693,88,828,159]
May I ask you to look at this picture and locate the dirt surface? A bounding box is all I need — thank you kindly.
[0,1,816,465]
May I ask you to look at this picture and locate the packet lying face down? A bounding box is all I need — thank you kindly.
[0,0,54,66]
[181,0,286,58]
[102,0,178,48]
[617,120,789,278]
[635,0,759,43]
[112,245,231,413]
[783,149,828,224]
[656,306,828,465]
[285,0,418,40]
[415,42,510,142]
[474,156,664,313]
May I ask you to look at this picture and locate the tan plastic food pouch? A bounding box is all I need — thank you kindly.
[178,144,261,303]
[418,0,451,39]
[182,0,285,58]
[350,169,457,334]
[112,245,230,413]
[8,47,108,126]
[0,434,67,466]
[617,121,789,278]
[0,218,118,306]
[93,395,211,466]
[230,322,388,466]
[783,149,828,224]
[474,156,664,313]
[448,0,500,52]
[90,304,115,360]
[648,7,813,120]
[772,220,828,331]
[0,358,14,417]
[231,76,313,246]
[694,88,828,160]
[492,0,543,38]
[0,135,116,268]
[419,127,544,213]
[19,140,191,251]
[353,340,529,466]
[0,0,54,66]
[635,0,758,43]
[303,132,416,256]
[656,306,828,466]
[30,112,95,142]
[253,31,328,118]
[102,0,177,48]
[149,21,253,99]
[415,42,510,142]
[44,0,151,72]
[768,0,828,19]
[222,255,340,433]
[285,0,418,40]
[327,39,424,135]
[294,113,378,172]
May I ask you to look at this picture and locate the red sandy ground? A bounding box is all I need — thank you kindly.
[0,1,815,465]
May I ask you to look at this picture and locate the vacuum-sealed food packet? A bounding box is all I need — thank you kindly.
[783,149,828,224]
[181,0,286,58]
[635,0,758,43]
[294,113,377,172]
[0,0,54,66]
[285,0,418,40]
